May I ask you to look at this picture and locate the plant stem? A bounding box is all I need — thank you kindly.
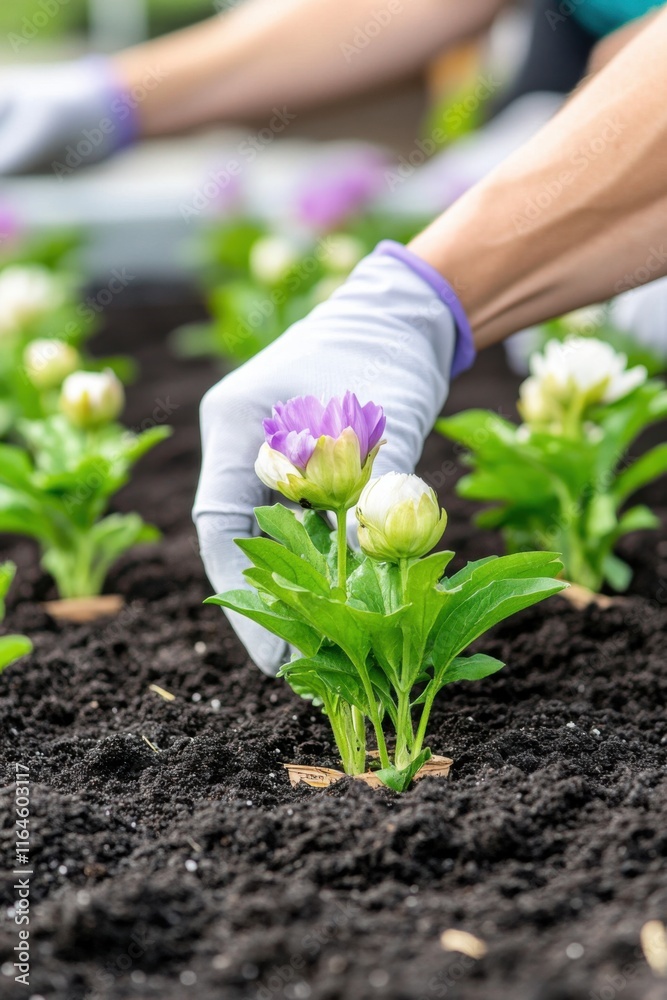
[352,707,366,759]
[352,659,391,769]
[413,685,437,759]
[336,509,348,592]
[328,699,365,774]
[394,689,413,770]
[395,559,415,767]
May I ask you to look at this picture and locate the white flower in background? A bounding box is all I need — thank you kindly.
[60,369,124,428]
[0,265,65,335]
[249,235,300,285]
[519,336,647,426]
[563,304,607,335]
[24,339,79,391]
[323,234,365,275]
[356,472,447,562]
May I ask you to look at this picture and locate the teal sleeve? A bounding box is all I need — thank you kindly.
[572,0,663,37]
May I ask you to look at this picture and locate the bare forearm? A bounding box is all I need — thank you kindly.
[114,0,504,135]
[411,7,667,348]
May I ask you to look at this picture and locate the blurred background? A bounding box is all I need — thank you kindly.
[2,0,665,374]
[0,0,532,279]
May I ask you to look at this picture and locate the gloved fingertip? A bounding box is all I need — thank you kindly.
[226,609,288,678]
[252,633,290,678]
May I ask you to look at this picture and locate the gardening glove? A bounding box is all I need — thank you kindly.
[0,58,138,175]
[194,241,475,675]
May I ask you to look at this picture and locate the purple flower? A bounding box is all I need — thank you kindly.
[296,149,389,231]
[263,392,385,470]
[256,392,386,511]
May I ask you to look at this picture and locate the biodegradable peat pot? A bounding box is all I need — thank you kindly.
[42,594,124,624]
[284,754,453,790]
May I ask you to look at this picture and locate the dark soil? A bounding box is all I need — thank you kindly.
[2,286,667,1000]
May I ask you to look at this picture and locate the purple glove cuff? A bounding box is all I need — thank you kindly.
[374,240,476,378]
[84,57,140,150]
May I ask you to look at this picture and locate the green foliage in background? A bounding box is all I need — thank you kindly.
[0,562,32,673]
[173,213,427,367]
[0,0,213,43]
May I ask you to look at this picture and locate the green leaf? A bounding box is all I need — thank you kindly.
[302,509,336,556]
[0,445,34,491]
[437,411,517,451]
[280,646,371,713]
[347,558,401,615]
[0,635,32,672]
[120,426,172,466]
[206,589,321,656]
[0,561,17,617]
[169,321,218,359]
[602,553,632,592]
[585,494,617,540]
[375,748,432,792]
[0,488,57,545]
[432,575,567,674]
[442,653,506,684]
[612,444,667,504]
[236,537,331,596]
[254,505,329,578]
[614,504,660,538]
[444,551,563,592]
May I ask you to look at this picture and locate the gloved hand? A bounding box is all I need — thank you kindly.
[0,58,137,175]
[194,241,474,675]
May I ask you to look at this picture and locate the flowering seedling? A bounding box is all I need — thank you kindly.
[0,264,134,435]
[439,337,667,592]
[0,562,32,672]
[0,370,170,599]
[207,391,566,792]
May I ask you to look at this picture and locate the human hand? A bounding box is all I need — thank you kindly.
[0,58,137,175]
[193,241,474,674]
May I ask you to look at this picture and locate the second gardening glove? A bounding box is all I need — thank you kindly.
[194,241,474,675]
[0,58,138,175]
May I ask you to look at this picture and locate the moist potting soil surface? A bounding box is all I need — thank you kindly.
[2,286,667,1000]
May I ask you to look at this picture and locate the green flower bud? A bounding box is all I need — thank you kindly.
[356,473,447,562]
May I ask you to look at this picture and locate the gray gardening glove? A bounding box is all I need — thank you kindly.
[194,241,475,675]
[0,58,138,175]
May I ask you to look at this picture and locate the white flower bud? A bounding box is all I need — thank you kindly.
[356,473,447,562]
[249,235,300,285]
[519,336,647,427]
[23,339,79,390]
[60,370,124,428]
[0,266,65,335]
